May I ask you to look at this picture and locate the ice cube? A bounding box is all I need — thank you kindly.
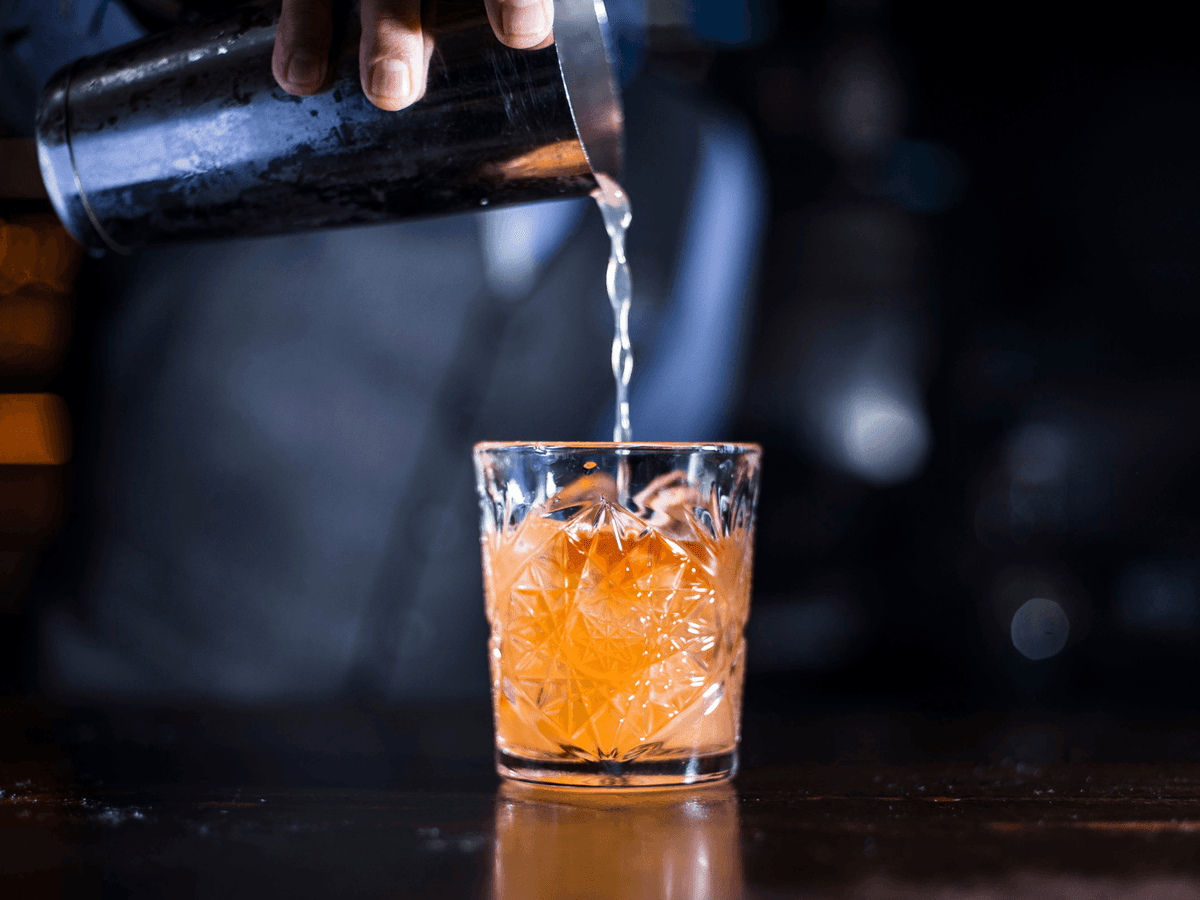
[632,471,703,540]
[543,472,619,515]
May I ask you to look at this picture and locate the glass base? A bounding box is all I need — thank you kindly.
[496,749,738,788]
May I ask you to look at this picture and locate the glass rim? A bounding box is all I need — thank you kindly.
[473,441,761,454]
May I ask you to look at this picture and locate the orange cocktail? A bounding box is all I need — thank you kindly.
[474,443,761,787]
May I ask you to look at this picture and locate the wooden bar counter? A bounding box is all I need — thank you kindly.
[4,698,1200,897]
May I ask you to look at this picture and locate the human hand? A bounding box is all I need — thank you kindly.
[272,0,555,111]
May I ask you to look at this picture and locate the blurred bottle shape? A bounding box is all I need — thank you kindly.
[1,211,79,625]
[762,205,931,486]
[491,782,742,900]
[751,22,938,488]
[3,10,104,634]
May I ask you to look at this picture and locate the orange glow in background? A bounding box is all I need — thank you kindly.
[0,394,72,465]
[0,215,81,295]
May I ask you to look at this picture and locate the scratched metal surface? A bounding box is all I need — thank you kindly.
[36,0,600,253]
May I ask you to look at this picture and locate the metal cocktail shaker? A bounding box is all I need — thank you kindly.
[35,0,623,254]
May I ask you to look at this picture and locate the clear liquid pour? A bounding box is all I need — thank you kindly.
[592,174,633,443]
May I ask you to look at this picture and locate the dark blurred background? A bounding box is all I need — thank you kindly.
[727,0,1200,716]
[3,0,1200,785]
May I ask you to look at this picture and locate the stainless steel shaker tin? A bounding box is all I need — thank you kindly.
[35,0,623,253]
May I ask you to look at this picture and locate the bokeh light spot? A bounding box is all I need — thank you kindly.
[836,384,930,484]
[1011,598,1069,661]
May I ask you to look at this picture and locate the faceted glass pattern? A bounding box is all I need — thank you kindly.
[474,443,761,787]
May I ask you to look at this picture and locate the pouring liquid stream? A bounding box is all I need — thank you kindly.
[592,174,634,443]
